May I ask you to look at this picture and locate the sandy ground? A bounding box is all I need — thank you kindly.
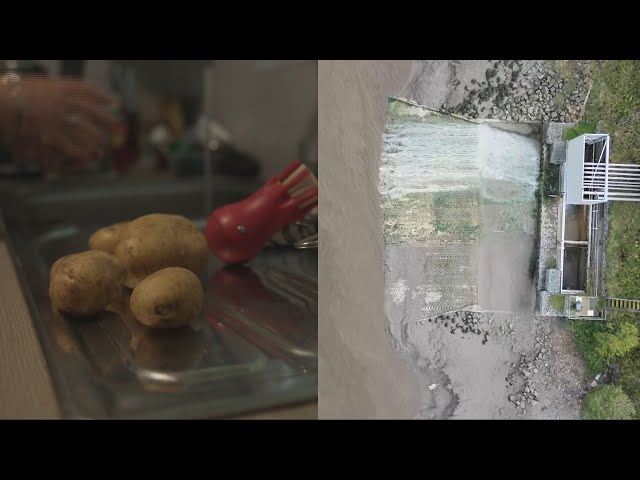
[318,60,422,419]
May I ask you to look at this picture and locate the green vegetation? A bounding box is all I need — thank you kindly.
[585,60,640,162]
[605,202,640,299]
[571,321,610,376]
[546,257,557,269]
[549,294,565,311]
[382,192,434,244]
[569,61,640,419]
[582,385,636,420]
[593,317,639,361]
[562,121,597,141]
[571,317,638,377]
[619,347,640,418]
[382,190,480,244]
[433,191,480,240]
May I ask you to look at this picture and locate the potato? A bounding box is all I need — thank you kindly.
[130,267,204,328]
[114,213,208,288]
[50,254,71,278]
[108,288,207,381]
[49,250,126,317]
[88,222,128,254]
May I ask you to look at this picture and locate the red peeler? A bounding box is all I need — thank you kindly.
[205,160,318,264]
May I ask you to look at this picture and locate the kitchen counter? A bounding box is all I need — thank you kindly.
[0,239,61,418]
[0,173,317,420]
[0,236,317,420]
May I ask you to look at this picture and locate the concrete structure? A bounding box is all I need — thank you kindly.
[565,134,609,205]
[565,295,599,319]
[565,134,640,204]
[549,133,640,319]
[545,268,562,293]
[550,142,567,166]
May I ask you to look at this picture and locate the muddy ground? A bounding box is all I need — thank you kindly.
[384,60,591,419]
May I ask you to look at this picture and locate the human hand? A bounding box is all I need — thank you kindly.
[1,74,117,170]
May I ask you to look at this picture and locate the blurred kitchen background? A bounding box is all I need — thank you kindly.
[0,60,317,181]
[0,60,318,226]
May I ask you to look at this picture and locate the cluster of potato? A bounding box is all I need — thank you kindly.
[49,214,208,329]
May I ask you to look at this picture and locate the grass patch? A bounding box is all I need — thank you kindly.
[550,294,565,311]
[605,202,640,298]
[562,121,597,141]
[582,385,636,420]
[619,347,640,419]
[433,191,480,240]
[586,60,640,162]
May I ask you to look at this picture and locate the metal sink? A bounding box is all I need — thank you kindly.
[1,175,317,419]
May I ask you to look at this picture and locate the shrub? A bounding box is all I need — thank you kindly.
[570,321,610,376]
[582,385,636,420]
[594,319,639,361]
[572,317,639,376]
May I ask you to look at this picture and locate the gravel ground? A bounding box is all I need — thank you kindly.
[398,309,588,419]
[403,60,594,122]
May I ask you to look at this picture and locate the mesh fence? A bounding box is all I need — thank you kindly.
[381,98,480,315]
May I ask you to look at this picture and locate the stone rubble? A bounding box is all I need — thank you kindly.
[445,60,593,123]
[425,310,492,345]
[506,328,554,415]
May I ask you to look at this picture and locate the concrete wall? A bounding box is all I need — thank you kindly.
[565,135,585,204]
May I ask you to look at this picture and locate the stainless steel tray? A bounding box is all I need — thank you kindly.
[7,220,317,419]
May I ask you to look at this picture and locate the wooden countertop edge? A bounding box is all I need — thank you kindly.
[0,240,62,419]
